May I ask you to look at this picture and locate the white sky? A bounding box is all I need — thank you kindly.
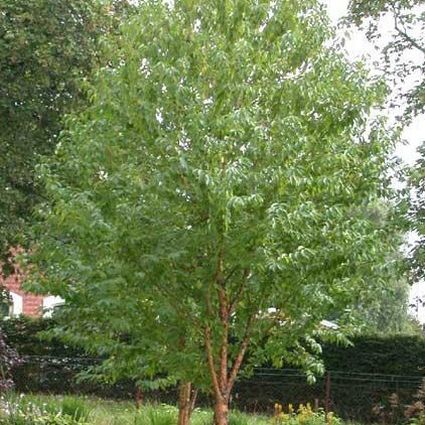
[322,0,425,323]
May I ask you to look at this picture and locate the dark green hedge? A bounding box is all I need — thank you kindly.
[2,316,84,357]
[322,335,425,376]
[2,317,138,399]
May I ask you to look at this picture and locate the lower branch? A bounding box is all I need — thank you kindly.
[228,314,254,392]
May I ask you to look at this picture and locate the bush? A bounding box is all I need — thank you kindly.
[1,317,83,357]
[272,403,341,425]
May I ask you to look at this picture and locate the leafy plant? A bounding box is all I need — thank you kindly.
[273,403,340,425]
[142,405,177,425]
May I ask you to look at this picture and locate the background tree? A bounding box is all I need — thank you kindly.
[28,1,404,424]
[348,1,425,311]
[349,0,425,116]
[352,276,420,334]
[0,0,133,259]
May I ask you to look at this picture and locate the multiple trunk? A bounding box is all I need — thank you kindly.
[206,321,251,425]
[177,381,198,425]
[175,255,253,425]
[204,256,253,425]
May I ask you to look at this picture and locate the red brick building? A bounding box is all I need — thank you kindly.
[1,272,44,316]
[0,248,62,317]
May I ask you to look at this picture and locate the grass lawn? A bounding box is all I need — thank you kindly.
[0,393,271,424]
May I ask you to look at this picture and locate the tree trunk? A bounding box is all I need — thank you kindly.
[213,396,230,425]
[134,386,144,409]
[178,381,196,425]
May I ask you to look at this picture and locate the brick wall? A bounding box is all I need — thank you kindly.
[0,248,44,317]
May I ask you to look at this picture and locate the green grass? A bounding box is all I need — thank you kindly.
[0,394,357,425]
[0,394,270,425]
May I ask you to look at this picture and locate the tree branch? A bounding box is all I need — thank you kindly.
[218,287,229,393]
[229,268,250,316]
[223,266,238,286]
[227,314,254,392]
[393,7,425,55]
[204,325,221,398]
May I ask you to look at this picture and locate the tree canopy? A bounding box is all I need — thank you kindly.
[29,1,404,424]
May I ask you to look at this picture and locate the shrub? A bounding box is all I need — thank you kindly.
[1,317,82,357]
[404,379,425,425]
[273,403,341,425]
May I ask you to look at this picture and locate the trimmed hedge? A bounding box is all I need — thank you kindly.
[322,335,425,376]
[1,316,83,357]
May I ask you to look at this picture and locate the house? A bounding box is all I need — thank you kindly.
[0,248,63,317]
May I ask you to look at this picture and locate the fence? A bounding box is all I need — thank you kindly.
[13,357,425,423]
[234,368,424,422]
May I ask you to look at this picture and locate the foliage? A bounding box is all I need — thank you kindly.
[410,149,425,283]
[405,379,425,423]
[28,0,403,423]
[0,316,83,357]
[366,378,425,424]
[0,0,134,258]
[351,276,418,335]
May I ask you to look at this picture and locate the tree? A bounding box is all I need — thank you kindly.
[352,276,419,334]
[349,0,425,117]
[0,0,133,259]
[348,1,425,311]
[28,1,403,424]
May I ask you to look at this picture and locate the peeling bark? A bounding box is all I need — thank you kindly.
[213,396,230,425]
[177,381,197,425]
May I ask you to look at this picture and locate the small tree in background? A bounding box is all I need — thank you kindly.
[28,1,403,424]
[348,0,425,315]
